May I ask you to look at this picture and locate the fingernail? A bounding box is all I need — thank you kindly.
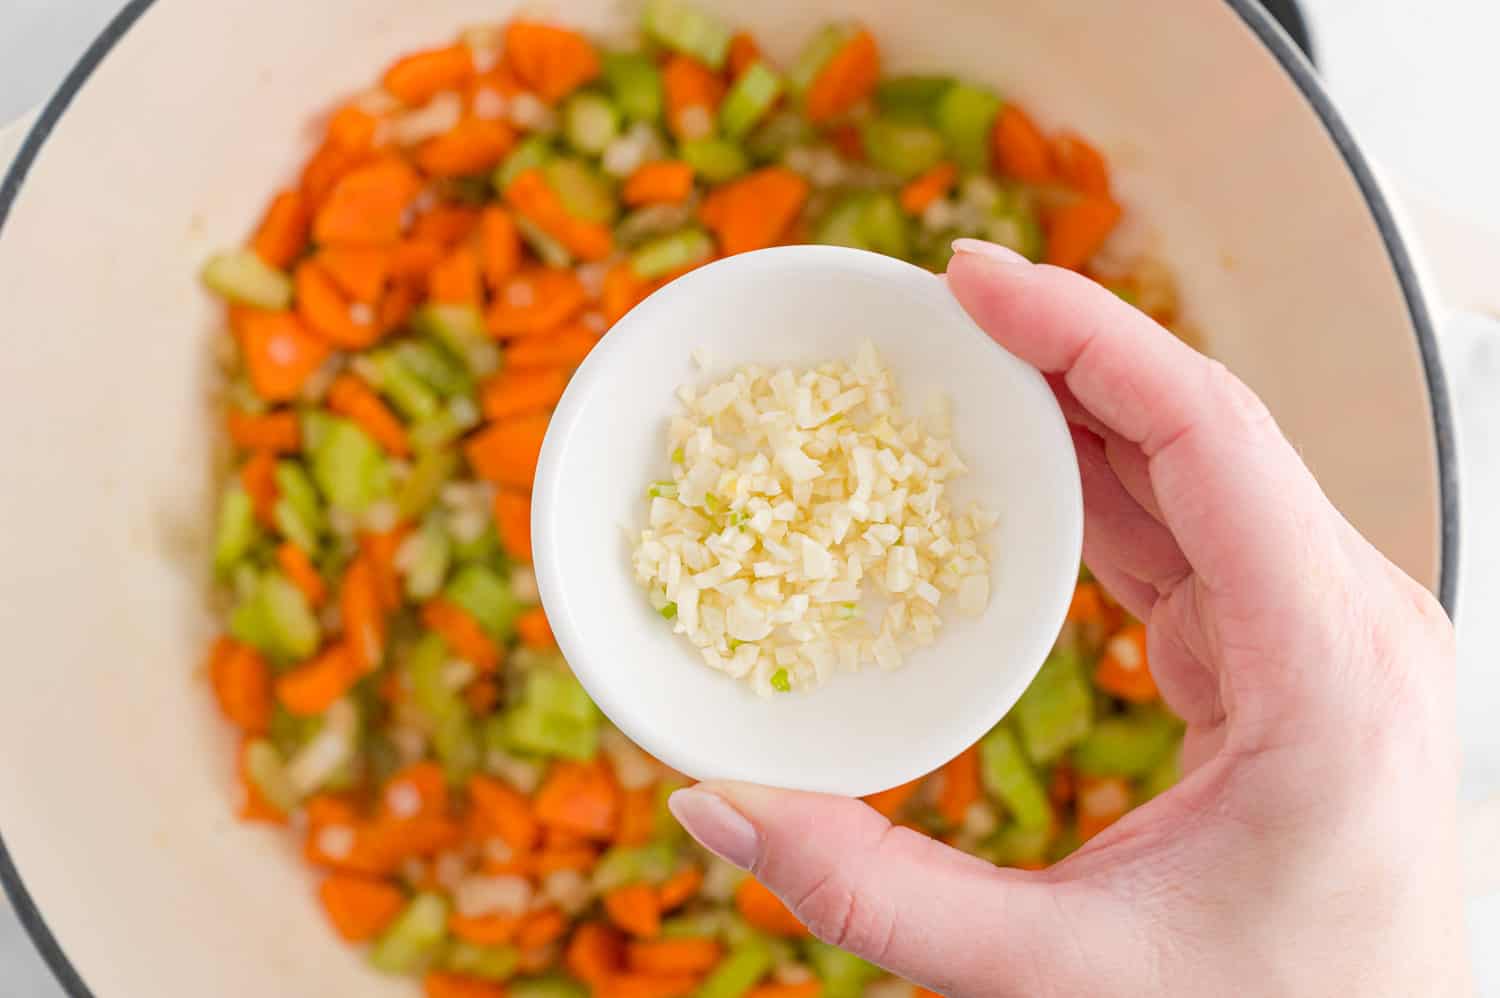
[668,788,760,870]
[951,237,1028,265]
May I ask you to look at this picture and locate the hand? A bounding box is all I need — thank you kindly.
[666,240,1470,996]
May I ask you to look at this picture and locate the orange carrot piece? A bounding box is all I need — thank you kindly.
[341,554,388,673]
[990,104,1052,184]
[360,523,411,612]
[428,243,484,306]
[276,643,360,716]
[605,883,662,939]
[733,877,808,938]
[464,413,551,490]
[1048,761,1076,807]
[746,984,823,998]
[567,923,626,985]
[804,29,880,123]
[535,759,620,840]
[657,866,704,912]
[627,938,723,975]
[448,912,523,947]
[899,161,959,216]
[1050,132,1111,197]
[392,238,448,284]
[424,971,508,998]
[936,745,980,826]
[531,844,600,875]
[383,44,477,105]
[417,117,517,178]
[505,168,614,262]
[464,676,500,714]
[826,123,865,162]
[505,322,600,369]
[481,366,568,421]
[227,408,301,454]
[295,259,381,349]
[422,598,503,673]
[300,145,374,214]
[239,311,330,402]
[318,874,406,942]
[517,907,569,949]
[412,204,483,247]
[252,190,310,269]
[663,55,726,139]
[240,450,279,527]
[238,738,288,824]
[504,21,602,103]
[379,279,421,335]
[478,206,522,292]
[493,491,533,562]
[598,974,703,998]
[469,773,540,851]
[314,158,423,247]
[277,542,328,608]
[1044,196,1121,272]
[1077,775,1131,841]
[862,777,922,820]
[623,161,696,207]
[319,246,392,305]
[601,262,652,324]
[1094,623,1158,703]
[516,607,556,649]
[328,373,411,458]
[209,638,273,735]
[486,266,589,337]
[615,787,655,847]
[1066,581,1104,624]
[384,761,450,816]
[699,167,809,257]
[727,32,764,80]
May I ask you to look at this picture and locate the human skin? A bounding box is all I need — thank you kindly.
[667,239,1472,997]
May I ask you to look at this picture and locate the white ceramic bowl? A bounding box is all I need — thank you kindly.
[0,0,1457,995]
[532,246,1082,797]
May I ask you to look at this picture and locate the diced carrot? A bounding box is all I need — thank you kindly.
[359,523,411,612]
[383,761,450,817]
[567,923,626,985]
[412,204,483,247]
[504,21,602,103]
[505,322,600,369]
[990,104,1052,184]
[912,988,942,998]
[464,676,500,714]
[251,190,310,269]
[379,278,421,334]
[240,450,279,527]
[598,974,703,998]
[318,874,406,942]
[516,607,555,649]
[227,408,301,454]
[1094,623,1158,703]
[727,32,764,80]
[423,971,508,998]
[1050,132,1111,197]
[300,143,374,214]
[656,866,703,912]
[663,55,726,139]
[392,238,448,284]
[623,161,696,207]
[615,786,655,847]
[341,554,388,673]
[478,206,522,292]
[746,984,823,998]
[295,259,380,349]
[517,907,568,949]
[276,642,359,716]
[469,773,540,852]
[504,168,614,262]
[481,366,568,422]
[1067,581,1104,624]
[466,64,528,110]
[627,938,722,975]
[448,911,523,946]
[530,844,599,875]
[535,759,620,840]
[383,44,477,105]
[239,311,330,402]
[733,877,808,938]
[277,542,328,608]
[327,104,379,149]
[1044,196,1121,272]
[417,118,517,178]
[314,158,423,247]
[319,246,392,305]
[826,123,865,162]
[422,598,503,673]
[238,738,288,824]
[899,161,959,216]
[862,777,921,820]
[518,943,561,975]
[493,491,533,562]
[804,29,880,123]
[486,266,589,337]
[327,373,410,458]
[699,167,809,257]
[1048,760,1076,806]
[428,243,484,306]
[601,262,652,324]
[464,413,551,490]
[208,638,273,735]
[935,745,980,826]
[604,883,662,939]
[1077,775,1131,841]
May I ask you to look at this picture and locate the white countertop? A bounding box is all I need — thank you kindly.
[2,1,1498,994]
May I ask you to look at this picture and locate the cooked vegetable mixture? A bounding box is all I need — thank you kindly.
[203,5,1186,995]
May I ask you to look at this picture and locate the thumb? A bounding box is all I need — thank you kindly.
[669,782,1107,996]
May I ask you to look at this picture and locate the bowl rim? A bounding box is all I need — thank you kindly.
[0,0,1460,993]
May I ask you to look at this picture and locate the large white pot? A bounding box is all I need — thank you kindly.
[0,0,1458,995]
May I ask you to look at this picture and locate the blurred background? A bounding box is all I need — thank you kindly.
[2,0,1497,993]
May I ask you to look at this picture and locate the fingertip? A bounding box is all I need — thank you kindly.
[667,785,760,870]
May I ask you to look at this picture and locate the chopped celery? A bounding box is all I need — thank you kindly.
[698,937,774,998]
[804,940,880,998]
[603,52,664,123]
[269,705,320,759]
[662,910,731,939]
[654,777,689,844]
[1140,740,1182,801]
[592,841,679,891]
[368,892,449,974]
[300,409,335,452]
[875,75,954,119]
[787,23,857,98]
[641,0,732,69]
[616,202,698,247]
[988,821,1052,868]
[393,339,473,398]
[272,460,324,552]
[445,565,521,641]
[659,602,678,620]
[985,209,1045,262]
[680,139,750,183]
[410,633,479,781]
[1071,712,1181,778]
[647,481,679,499]
[515,216,574,269]
[814,193,872,249]
[493,136,554,193]
[311,418,391,514]
[508,977,587,998]
[856,193,911,259]
[1047,824,1083,863]
[243,739,299,813]
[980,725,1052,831]
[631,228,714,279]
[860,117,946,178]
[367,350,442,423]
[1012,649,1093,763]
[564,93,622,156]
[433,707,481,784]
[213,485,258,573]
[398,448,459,519]
[445,941,519,982]
[262,572,321,659]
[746,111,814,163]
[770,668,791,692]
[543,157,619,224]
[525,669,597,723]
[720,63,784,139]
[451,523,502,566]
[409,397,482,454]
[201,249,293,310]
[405,519,453,601]
[502,708,599,761]
[935,82,1002,172]
[411,304,500,378]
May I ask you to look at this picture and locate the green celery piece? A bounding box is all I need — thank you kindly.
[300,409,335,451]
[814,193,873,249]
[404,518,452,601]
[272,460,324,551]
[654,776,689,844]
[662,910,730,939]
[409,633,478,781]
[368,892,450,974]
[641,0,732,69]
[494,135,554,193]
[631,228,714,279]
[1047,824,1083,863]
[367,350,442,423]
[201,249,293,309]
[398,447,459,519]
[434,707,481,785]
[411,304,500,377]
[746,111,814,163]
[698,937,775,998]
[980,725,1052,831]
[508,977,587,998]
[617,201,699,247]
[986,820,1052,868]
[985,209,1045,262]
[451,523,503,566]
[935,83,1002,172]
[860,117,946,178]
[272,499,319,555]
[787,23,857,98]
[603,51,664,123]
[1140,739,1182,801]
[525,669,597,723]
[1012,648,1093,763]
[213,485,258,573]
[680,139,749,183]
[592,841,680,891]
[857,193,911,260]
[804,941,880,998]
[311,417,391,514]
[543,157,619,224]
[1071,712,1182,778]
[719,63,783,139]
[875,75,955,119]
[409,398,481,454]
[269,705,320,759]
[564,92,623,156]
[262,572,321,659]
[446,565,521,641]
[515,216,575,269]
[393,339,473,398]
[446,941,520,982]
[770,668,791,692]
[242,739,299,814]
[228,579,276,655]
[502,707,599,761]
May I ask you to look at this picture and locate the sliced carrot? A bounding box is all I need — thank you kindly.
[276,642,360,716]
[412,204,483,247]
[240,450,279,527]
[423,971,508,998]
[422,598,503,673]
[481,365,568,421]
[327,104,379,149]
[826,123,865,162]
[505,322,600,369]
[486,266,589,337]
[656,866,703,912]
[448,911,523,947]
[464,676,500,714]
[601,262,652,324]
[746,984,823,998]
[341,554,388,673]
[604,883,662,939]
[428,243,484,306]
[208,638,273,735]
[318,874,406,942]
[990,104,1052,184]
[383,44,476,105]
[615,786,655,847]
[277,542,328,608]
[319,246,392,305]
[239,310,330,402]
[899,161,959,216]
[663,55,726,139]
[1044,196,1121,272]
[1067,581,1104,624]
[384,761,450,817]
[295,259,380,349]
[359,523,411,612]
[1094,623,1158,703]
[417,117,517,178]
[238,738,288,824]
[505,168,614,262]
[464,412,551,490]
[623,161,696,207]
[493,491,533,562]
[504,21,601,103]
[328,373,410,458]
[598,974,703,998]
[516,607,555,649]
[530,844,600,875]
[314,158,423,247]
[862,777,922,820]
[733,877,808,938]
[935,745,980,826]
[727,32,764,80]
[1077,775,1131,841]
[567,923,626,986]
[535,759,620,840]
[1050,132,1111,197]
[227,408,301,454]
[379,278,421,335]
[392,238,448,285]
[699,167,809,257]
[252,190,310,269]
[627,938,722,975]
[469,773,540,852]
[300,141,375,214]
[517,907,569,949]
[804,29,880,123]
[479,206,522,291]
